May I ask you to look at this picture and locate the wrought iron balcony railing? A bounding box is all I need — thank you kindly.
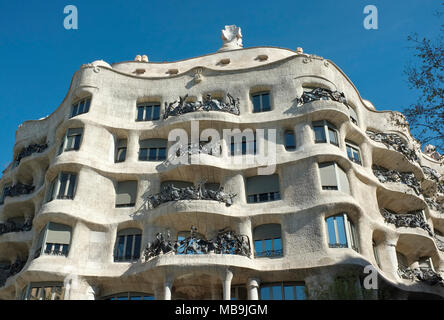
[13,143,48,167]
[163,93,240,119]
[143,226,251,261]
[380,208,433,236]
[295,87,348,107]
[4,183,35,198]
[0,217,32,236]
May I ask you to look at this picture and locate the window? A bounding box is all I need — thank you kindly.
[325,214,359,252]
[136,103,161,121]
[45,172,77,202]
[22,283,65,300]
[252,92,271,113]
[70,97,91,118]
[114,229,142,262]
[246,174,280,203]
[105,292,155,300]
[284,131,296,151]
[115,139,127,163]
[58,128,83,155]
[230,134,256,156]
[260,282,306,300]
[318,162,350,193]
[253,224,283,257]
[373,241,381,268]
[115,181,137,208]
[34,222,72,259]
[312,121,339,146]
[346,142,362,165]
[139,139,167,161]
[348,106,358,125]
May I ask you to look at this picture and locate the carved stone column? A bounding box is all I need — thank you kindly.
[164,274,174,300]
[237,218,252,258]
[247,277,260,300]
[127,130,140,162]
[221,269,233,300]
[295,122,312,151]
[382,234,400,279]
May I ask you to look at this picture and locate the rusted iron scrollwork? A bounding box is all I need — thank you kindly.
[163,93,240,119]
[296,87,348,107]
[143,226,251,261]
[146,181,236,208]
[380,208,433,236]
[0,217,33,236]
[14,143,48,167]
[372,165,422,195]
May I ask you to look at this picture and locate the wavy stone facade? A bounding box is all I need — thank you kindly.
[0,26,443,300]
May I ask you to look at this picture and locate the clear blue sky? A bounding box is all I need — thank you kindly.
[0,0,442,171]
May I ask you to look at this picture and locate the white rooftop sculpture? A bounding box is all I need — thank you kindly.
[219,25,243,51]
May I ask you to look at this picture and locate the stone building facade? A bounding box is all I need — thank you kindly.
[0,26,443,300]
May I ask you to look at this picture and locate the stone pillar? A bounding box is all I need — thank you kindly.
[153,283,163,300]
[360,142,373,169]
[247,278,260,300]
[237,218,253,258]
[127,130,140,162]
[221,269,233,300]
[222,173,245,205]
[382,235,400,279]
[295,121,312,151]
[164,275,174,300]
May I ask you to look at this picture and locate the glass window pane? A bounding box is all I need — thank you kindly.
[261,93,270,111]
[314,126,326,143]
[346,146,353,160]
[116,236,125,261]
[117,148,126,162]
[158,148,166,160]
[139,148,148,161]
[284,286,295,300]
[252,95,261,113]
[296,286,306,300]
[143,295,155,300]
[285,132,295,150]
[259,193,268,202]
[152,106,160,120]
[328,128,338,146]
[130,296,142,300]
[335,216,347,246]
[137,107,144,121]
[84,99,90,113]
[272,286,282,300]
[274,238,282,253]
[145,106,152,120]
[260,287,270,300]
[73,135,81,150]
[326,217,336,246]
[67,174,76,199]
[133,234,141,259]
[125,235,134,260]
[254,240,263,255]
[148,148,157,161]
[264,239,272,254]
[58,174,68,198]
[71,105,78,118]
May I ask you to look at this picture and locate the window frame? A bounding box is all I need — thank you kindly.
[253,224,283,258]
[45,172,77,203]
[114,229,142,262]
[251,91,271,113]
[259,282,306,300]
[58,128,83,155]
[22,282,65,300]
[246,174,281,204]
[115,180,138,208]
[284,130,296,151]
[136,103,161,121]
[115,139,127,163]
[70,97,91,118]
[312,120,339,146]
[345,141,362,165]
[325,213,359,252]
[318,162,350,193]
[34,222,72,259]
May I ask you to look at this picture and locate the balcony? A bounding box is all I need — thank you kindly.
[296,87,348,108]
[380,208,432,236]
[4,183,35,198]
[0,217,33,236]
[398,266,444,287]
[142,227,251,261]
[163,93,240,119]
[145,182,236,209]
[0,257,26,287]
[13,143,48,168]
[372,165,421,195]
